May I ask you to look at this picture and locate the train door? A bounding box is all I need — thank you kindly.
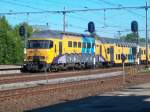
[132,47,137,62]
[59,42,62,55]
[100,45,102,56]
[110,46,114,63]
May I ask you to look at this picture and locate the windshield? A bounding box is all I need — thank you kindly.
[27,40,53,49]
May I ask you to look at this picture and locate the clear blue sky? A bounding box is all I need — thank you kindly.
[0,0,150,38]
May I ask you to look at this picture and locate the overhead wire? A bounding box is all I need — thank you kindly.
[97,0,145,18]
[0,0,48,11]
[0,0,149,36]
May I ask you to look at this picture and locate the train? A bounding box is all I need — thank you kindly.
[21,30,149,72]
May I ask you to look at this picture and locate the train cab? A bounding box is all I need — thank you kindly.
[25,39,54,71]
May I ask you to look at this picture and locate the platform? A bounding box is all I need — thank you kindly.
[0,71,122,91]
[0,65,21,70]
[0,65,21,75]
[28,83,150,112]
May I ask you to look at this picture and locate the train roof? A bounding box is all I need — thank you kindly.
[31,30,144,47]
[32,30,91,39]
[32,30,63,39]
[99,37,137,47]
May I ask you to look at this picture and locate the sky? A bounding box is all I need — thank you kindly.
[0,0,150,38]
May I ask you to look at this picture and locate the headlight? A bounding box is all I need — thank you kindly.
[27,56,32,60]
[40,56,45,60]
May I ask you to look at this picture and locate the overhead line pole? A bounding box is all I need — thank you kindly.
[145,2,148,67]
[63,7,66,32]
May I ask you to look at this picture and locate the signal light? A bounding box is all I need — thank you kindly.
[131,21,138,33]
[88,21,95,33]
[19,25,25,37]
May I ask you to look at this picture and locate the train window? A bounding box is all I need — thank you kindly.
[55,44,56,53]
[116,54,118,60]
[27,40,52,49]
[68,41,72,47]
[129,54,131,59]
[50,40,53,48]
[118,54,121,60]
[139,49,142,55]
[143,50,144,54]
[128,54,130,59]
[126,54,128,59]
[78,42,81,48]
[107,48,110,54]
[73,42,77,48]
[140,50,142,55]
[144,50,146,54]
[83,42,86,48]
[92,43,95,48]
[87,43,91,48]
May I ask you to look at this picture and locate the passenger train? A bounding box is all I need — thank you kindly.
[21,30,149,72]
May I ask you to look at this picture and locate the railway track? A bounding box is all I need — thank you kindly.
[0,75,124,101]
[0,72,150,112]
[0,67,122,84]
[0,68,150,112]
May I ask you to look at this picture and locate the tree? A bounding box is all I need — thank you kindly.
[0,16,12,64]
[0,16,30,64]
[120,33,139,43]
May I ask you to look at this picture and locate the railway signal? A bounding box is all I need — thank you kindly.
[88,21,96,68]
[131,20,140,66]
[19,25,25,37]
[131,21,138,33]
[19,25,27,55]
[88,21,95,34]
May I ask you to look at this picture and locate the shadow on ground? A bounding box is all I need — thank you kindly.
[25,95,150,112]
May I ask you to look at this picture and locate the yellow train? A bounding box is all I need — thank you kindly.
[21,30,149,72]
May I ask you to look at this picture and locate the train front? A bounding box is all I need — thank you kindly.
[22,38,53,72]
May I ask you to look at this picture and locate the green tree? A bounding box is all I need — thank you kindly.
[0,16,12,64]
[0,16,30,64]
[120,33,139,42]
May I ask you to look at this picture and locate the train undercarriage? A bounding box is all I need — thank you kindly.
[21,61,106,73]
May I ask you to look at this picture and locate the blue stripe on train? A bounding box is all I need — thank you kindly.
[81,35,95,54]
[128,48,134,63]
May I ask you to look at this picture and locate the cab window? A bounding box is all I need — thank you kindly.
[27,40,53,49]
[50,40,53,48]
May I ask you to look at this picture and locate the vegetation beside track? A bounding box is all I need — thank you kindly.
[0,16,32,64]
